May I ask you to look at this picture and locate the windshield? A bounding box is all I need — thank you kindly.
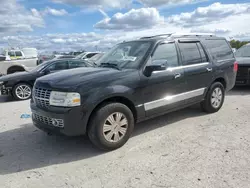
[235,45,250,57]
[75,52,87,59]
[89,53,104,61]
[96,41,152,69]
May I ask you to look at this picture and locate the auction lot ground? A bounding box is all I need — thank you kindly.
[0,87,250,188]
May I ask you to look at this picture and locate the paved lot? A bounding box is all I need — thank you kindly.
[0,87,250,188]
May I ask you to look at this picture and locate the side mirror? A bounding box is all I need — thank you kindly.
[144,64,166,77]
[144,59,168,77]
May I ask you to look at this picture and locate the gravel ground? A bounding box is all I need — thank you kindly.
[0,87,250,188]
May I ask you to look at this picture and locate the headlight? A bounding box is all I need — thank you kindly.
[0,81,3,85]
[49,91,81,107]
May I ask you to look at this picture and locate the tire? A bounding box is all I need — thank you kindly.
[201,82,225,113]
[12,83,32,101]
[88,103,134,150]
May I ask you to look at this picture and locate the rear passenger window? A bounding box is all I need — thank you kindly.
[178,43,202,65]
[151,43,179,67]
[204,39,234,61]
[197,43,208,62]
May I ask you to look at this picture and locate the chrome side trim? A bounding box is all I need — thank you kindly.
[217,58,235,63]
[153,62,209,74]
[144,88,206,111]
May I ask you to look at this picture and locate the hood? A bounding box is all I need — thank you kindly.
[236,57,250,65]
[36,67,134,90]
[0,71,32,82]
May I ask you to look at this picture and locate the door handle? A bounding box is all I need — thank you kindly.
[174,73,181,79]
[207,68,213,72]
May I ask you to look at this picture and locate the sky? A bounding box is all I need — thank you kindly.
[1,0,250,52]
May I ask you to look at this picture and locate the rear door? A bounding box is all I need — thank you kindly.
[177,40,213,103]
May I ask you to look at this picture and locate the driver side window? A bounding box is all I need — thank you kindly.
[151,43,179,67]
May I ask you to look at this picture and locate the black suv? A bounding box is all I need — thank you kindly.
[234,44,250,85]
[30,34,237,150]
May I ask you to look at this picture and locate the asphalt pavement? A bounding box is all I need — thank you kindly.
[0,87,250,188]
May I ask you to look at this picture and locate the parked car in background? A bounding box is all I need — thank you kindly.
[86,53,105,64]
[0,55,6,61]
[38,54,56,65]
[54,55,76,59]
[22,48,38,58]
[235,43,250,85]
[30,33,237,150]
[0,59,93,100]
[75,52,100,60]
[2,49,25,60]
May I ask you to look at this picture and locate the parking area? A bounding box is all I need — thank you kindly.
[0,87,250,188]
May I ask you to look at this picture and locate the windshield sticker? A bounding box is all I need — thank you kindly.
[123,56,137,61]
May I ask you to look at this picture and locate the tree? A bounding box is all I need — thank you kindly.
[230,40,249,49]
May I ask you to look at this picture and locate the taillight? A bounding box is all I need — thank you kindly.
[234,61,238,72]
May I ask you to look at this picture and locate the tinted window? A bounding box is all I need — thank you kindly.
[8,51,15,57]
[204,39,234,61]
[69,61,86,69]
[151,43,179,67]
[197,43,208,62]
[15,51,22,56]
[86,53,97,58]
[179,43,201,65]
[235,45,250,57]
[48,61,68,71]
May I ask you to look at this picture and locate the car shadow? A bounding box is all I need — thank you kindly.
[0,95,16,103]
[227,86,250,96]
[0,105,206,175]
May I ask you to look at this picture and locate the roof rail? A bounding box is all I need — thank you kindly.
[140,34,172,39]
[171,32,215,37]
[140,33,215,40]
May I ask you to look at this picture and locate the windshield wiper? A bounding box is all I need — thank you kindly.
[100,63,121,70]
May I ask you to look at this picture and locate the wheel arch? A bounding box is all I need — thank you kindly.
[212,77,227,89]
[7,65,25,74]
[86,96,137,133]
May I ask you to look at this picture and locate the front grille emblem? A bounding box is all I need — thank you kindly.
[52,119,60,127]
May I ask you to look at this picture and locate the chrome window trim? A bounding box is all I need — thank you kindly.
[144,88,206,111]
[153,62,209,74]
[217,58,235,63]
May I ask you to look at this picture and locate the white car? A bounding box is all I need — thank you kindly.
[0,48,38,75]
[75,52,101,60]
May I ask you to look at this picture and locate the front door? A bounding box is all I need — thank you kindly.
[177,41,213,103]
[140,41,187,117]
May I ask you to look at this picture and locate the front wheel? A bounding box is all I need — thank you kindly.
[88,103,134,150]
[12,83,32,100]
[201,82,225,113]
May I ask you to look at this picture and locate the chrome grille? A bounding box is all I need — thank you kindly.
[34,87,51,107]
[33,113,64,128]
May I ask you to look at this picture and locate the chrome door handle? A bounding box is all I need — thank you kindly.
[174,73,181,79]
[207,68,213,72]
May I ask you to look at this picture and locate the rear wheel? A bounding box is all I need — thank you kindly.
[12,83,32,100]
[88,103,134,150]
[201,82,225,113]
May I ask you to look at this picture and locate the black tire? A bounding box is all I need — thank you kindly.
[88,103,134,150]
[201,82,225,113]
[12,83,32,101]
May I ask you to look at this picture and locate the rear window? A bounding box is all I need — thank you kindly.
[203,39,234,61]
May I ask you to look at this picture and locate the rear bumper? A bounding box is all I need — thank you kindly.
[30,102,89,136]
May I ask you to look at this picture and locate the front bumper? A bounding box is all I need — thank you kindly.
[236,66,250,86]
[30,102,89,136]
[0,84,11,95]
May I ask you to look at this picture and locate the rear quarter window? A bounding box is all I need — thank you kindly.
[203,39,234,62]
